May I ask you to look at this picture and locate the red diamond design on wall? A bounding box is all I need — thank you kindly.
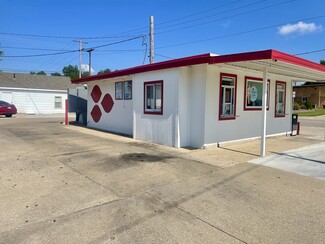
[101,93,114,113]
[91,85,102,103]
[91,105,102,123]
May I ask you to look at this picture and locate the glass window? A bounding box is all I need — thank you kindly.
[219,74,236,120]
[244,77,270,110]
[124,81,132,100]
[115,82,123,100]
[144,80,163,114]
[275,81,286,117]
[54,96,62,109]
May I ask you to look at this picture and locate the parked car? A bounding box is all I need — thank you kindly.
[0,100,17,117]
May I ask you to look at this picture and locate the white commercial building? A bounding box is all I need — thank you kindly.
[72,50,325,156]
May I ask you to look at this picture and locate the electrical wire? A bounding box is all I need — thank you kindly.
[156,0,298,35]
[2,36,144,58]
[156,15,325,49]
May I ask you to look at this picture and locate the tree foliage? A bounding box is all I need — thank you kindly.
[62,65,79,79]
[62,65,89,79]
[37,71,46,75]
[30,71,46,75]
[320,60,325,65]
[51,72,62,76]
[97,68,111,75]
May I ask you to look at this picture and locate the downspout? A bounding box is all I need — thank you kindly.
[260,67,268,157]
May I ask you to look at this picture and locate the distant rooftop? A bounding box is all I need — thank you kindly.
[0,72,77,90]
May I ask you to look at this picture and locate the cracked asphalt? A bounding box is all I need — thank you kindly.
[0,116,324,243]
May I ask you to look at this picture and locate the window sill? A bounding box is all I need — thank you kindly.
[219,116,236,121]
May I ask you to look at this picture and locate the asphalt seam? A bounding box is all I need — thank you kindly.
[145,192,248,244]
[58,159,122,198]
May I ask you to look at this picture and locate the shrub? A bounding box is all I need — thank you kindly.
[294,102,301,110]
[305,101,313,110]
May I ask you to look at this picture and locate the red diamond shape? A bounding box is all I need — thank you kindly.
[101,93,114,113]
[91,105,102,123]
[91,85,102,103]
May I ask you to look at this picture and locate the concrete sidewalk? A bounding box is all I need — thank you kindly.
[249,142,325,180]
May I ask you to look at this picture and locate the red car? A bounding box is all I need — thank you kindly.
[0,100,17,117]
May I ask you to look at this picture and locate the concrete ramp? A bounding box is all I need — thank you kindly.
[249,142,325,180]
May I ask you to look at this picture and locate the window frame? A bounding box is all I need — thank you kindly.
[54,96,62,109]
[219,73,237,121]
[143,80,163,115]
[275,81,286,118]
[115,81,124,100]
[244,76,270,111]
[124,80,132,100]
[302,96,308,102]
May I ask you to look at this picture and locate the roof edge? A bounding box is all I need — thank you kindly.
[72,53,213,84]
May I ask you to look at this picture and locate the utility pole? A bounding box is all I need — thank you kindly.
[86,48,94,76]
[149,16,154,64]
[73,40,88,78]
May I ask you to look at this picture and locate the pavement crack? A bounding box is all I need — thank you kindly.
[58,160,122,198]
[146,192,248,244]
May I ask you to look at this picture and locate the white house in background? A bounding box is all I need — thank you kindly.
[0,72,74,114]
[72,49,325,154]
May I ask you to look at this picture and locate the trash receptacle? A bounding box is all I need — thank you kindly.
[291,114,298,136]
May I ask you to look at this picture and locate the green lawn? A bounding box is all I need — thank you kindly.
[295,109,325,117]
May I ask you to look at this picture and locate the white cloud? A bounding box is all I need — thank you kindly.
[81,64,95,74]
[278,21,322,36]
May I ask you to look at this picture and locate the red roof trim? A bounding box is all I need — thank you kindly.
[270,50,325,73]
[72,49,325,84]
[209,49,273,64]
[72,53,212,83]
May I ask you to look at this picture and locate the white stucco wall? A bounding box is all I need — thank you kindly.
[87,78,133,136]
[83,63,294,149]
[0,88,67,114]
[203,65,292,147]
[133,69,179,147]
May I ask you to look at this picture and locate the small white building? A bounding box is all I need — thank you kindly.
[72,49,325,155]
[0,72,73,114]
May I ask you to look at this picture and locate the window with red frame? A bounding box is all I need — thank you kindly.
[219,73,237,120]
[144,80,163,115]
[275,81,286,117]
[244,77,270,110]
[115,82,123,100]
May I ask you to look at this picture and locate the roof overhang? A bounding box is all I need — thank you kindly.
[209,50,325,82]
[72,49,325,84]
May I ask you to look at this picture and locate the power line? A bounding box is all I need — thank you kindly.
[156,15,325,49]
[295,49,325,56]
[2,36,144,58]
[0,32,140,40]
[156,0,298,35]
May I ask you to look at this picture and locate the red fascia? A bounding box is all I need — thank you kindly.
[72,53,212,84]
[209,49,273,64]
[270,50,325,73]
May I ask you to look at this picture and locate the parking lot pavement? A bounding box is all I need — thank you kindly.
[0,117,324,243]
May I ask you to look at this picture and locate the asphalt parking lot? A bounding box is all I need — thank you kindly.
[0,116,324,243]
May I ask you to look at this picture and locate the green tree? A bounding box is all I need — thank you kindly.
[30,71,36,74]
[320,60,325,65]
[62,65,79,79]
[36,71,46,75]
[97,68,111,75]
[51,72,62,76]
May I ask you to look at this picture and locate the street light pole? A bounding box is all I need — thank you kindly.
[86,48,95,76]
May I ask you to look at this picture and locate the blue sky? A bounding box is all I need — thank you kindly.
[1,0,325,75]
